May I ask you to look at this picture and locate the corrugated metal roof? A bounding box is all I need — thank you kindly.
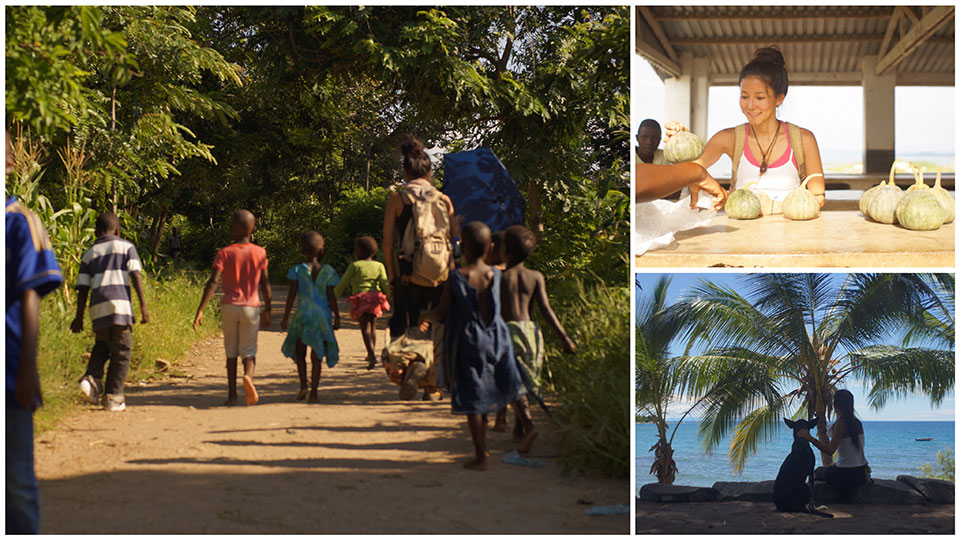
[637,6,955,86]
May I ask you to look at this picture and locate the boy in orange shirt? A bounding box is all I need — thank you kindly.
[194,210,271,405]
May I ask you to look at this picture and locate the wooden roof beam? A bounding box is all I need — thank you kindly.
[635,42,682,79]
[637,6,679,63]
[670,35,953,45]
[878,8,903,57]
[876,6,955,75]
[652,11,895,21]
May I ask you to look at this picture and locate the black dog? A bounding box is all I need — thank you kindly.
[773,417,833,518]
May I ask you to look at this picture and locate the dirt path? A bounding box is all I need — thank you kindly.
[34,289,628,534]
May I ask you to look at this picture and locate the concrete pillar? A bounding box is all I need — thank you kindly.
[664,52,692,130]
[691,56,710,139]
[664,53,711,140]
[862,55,896,173]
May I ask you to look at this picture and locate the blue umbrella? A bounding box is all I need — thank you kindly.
[442,147,525,233]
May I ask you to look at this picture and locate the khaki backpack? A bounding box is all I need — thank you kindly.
[399,183,452,287]
[731,121,806,186]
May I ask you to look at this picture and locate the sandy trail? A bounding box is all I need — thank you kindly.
[34,289,628,534]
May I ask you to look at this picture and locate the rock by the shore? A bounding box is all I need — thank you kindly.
[639,483,718,503]
[713,480,775,502]
[814,479,926,505]
[897,475,955,504]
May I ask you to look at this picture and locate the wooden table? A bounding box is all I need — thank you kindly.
[635,201,955,268]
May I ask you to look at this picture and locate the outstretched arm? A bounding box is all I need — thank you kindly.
[801,129,826,207]
[636,162,728,210]
[533,274,576,353]
[800,421,844,455]
[194,269,221,332]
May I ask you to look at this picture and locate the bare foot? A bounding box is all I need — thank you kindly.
[296,388,308,401]
[518,428,538,454]
[512,423,525,443]
[308,391,319,403]
[366,354,377,370]
[243,375,259,405]
[224,396,238,406]
[463,459,487,471]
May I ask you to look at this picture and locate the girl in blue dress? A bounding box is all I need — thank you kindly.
[420,222,522,470]
[281,231,340,402]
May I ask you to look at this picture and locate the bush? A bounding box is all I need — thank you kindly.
[920,448,955,482]
[34,271,220,432]
[547,277,629,478]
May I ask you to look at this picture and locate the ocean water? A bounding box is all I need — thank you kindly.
[636,421,955,491]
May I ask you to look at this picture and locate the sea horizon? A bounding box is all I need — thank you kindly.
[637,420,955,491]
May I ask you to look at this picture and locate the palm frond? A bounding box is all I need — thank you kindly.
[729,394,799,473]
[849,345,955,408]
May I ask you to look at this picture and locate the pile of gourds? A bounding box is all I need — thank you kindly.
[859,160,954,231]
[725,177,820,220]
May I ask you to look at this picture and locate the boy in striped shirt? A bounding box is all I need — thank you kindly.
[70,212,150,411]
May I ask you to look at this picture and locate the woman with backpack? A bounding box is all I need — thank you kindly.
[662,46,827,213]
[382,136,457,340]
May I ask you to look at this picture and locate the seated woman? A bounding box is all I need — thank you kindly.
[664,46,826,213]
[799,389,869,502]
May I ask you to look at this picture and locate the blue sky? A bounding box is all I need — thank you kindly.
[635,272,955,422]
[632,55,956,176]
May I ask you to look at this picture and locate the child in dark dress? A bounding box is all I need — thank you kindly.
[419,221,524,471]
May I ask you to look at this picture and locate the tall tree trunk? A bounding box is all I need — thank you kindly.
[110,85,118,214]
[150,208,169,254]
[528,178,543,232]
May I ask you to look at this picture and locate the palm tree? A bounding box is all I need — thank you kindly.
[670,273,954,471]
[636,275,715,484]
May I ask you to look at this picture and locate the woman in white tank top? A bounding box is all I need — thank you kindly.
[663,47,827,212]
[799,389,869,502]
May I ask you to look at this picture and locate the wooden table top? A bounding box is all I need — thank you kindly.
[635,201,955,268]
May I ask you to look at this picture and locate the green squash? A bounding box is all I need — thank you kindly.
[663,131,705,163]
[896,190,945,231]
[725,181,762,219]
[866,161,904,224]
[896,167,931,223]
[859,181,885,216]
[931,168,954,224]
[782,176,820,220]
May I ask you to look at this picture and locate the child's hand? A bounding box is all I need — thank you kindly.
[333,315,340,331]
[281,317,289,331]
[70,316,83,334]
[193,311,203,333]
[418,317,430,333]
[260,310,271,329]
[140,308,150,324]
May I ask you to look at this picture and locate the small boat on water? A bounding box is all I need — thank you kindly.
[916,437,933,441]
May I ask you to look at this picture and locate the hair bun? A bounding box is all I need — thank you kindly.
[754,46,785,68]
[400,136,426,158]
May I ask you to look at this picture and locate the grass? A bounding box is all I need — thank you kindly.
[546,278,630,478]
[33,270,220,433]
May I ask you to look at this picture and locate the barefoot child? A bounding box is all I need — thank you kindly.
[71,212,150,412]
[194,209,271,406]
[419,221,524,471]
[281,231,340,402]
[333,236,390,370]
[499,225,576,446]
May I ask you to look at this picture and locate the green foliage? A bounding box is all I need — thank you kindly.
[549,279,629,478]
[920,448,955,482]
[34,271,219,433]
